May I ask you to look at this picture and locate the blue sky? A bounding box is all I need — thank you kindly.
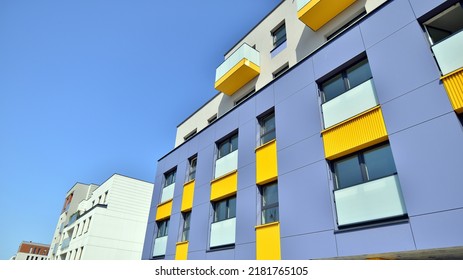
[0,0,281,260]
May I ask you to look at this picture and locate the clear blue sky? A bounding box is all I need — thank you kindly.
[0,0,281,259]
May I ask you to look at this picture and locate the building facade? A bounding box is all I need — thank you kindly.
[48,174,153,260]
[13,241,50,260]
[143,0,463,260]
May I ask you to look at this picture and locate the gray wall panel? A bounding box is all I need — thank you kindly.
[274,58,315,104]
[236,186,258,245]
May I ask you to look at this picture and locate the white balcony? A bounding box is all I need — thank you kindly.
[160,183,175,203]
[334,175,406,227]
[210,218,236,248]
[153,236,168,257]
[214,150,238,178]
[322,79,378,128]
[432,30,463,75]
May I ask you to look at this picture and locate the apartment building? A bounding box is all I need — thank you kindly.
[143,0,463,260]
[12,241,50,260]
[48,174,153,260]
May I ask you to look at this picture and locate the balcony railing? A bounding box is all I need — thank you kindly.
[160,183,175,203]
[61,237,71,250]
[153,236,168,257]
[334,175,407,227]
[432,30,463,75]
[214,150,238,179]
[322,79,378,128]
[210,217,236,248]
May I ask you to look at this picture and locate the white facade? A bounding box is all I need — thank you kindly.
[175,0,387,147]
[48,174,153,260]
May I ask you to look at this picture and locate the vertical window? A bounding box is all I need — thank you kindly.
[321,59,372,103]
[259,111,276,145]
[217,134,238,159]
[181,212,191,242]
[26,256,30,260]
[81,220,86,235]
[261,182,279,224]
[272,22,286,48]
[79,247,84,260]
[187,156,197,182]
[73,224,80,238]
[157,219,169,238]
[213,197,236,222]
[104,191,109,204]
[164,170,176,186]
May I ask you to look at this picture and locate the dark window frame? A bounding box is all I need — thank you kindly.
[156,219,169,238]
[164,169,176,188]
[258,110,276,145]
[187,155,197,182]
[181,212,191,242]
[212,196,236,223]
[260,182,279,224]
[271,22,287,48]
[217,133,238,159]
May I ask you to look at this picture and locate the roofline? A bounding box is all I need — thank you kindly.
[176,91,222,128]
[20,241,50,247]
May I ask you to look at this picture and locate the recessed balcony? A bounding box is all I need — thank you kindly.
[215,44,260,96]
[296,0,357,31]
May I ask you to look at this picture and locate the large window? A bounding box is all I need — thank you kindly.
[213,197,236,222]
[259,111,276,145]
[261,182,279,224]
[187,156,197,182]
[321,59,372,103]
[181,212,191,242]
[217,134,238,159]
[333,144,397,190]
[272,22,286,48]
[156,219,169,238]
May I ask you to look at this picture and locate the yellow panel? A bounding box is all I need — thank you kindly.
[442,67,463,114]
[181,180,195,212]
[255,222,281,260]
[210,171,237,202]
[155,199,173,221]
[297,0,357,31]
[175,241,189,260]
[322,106,388,160]
[215,59,260,96]
[255,140,278,185]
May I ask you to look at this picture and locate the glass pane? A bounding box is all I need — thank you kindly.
[262,114,275,134]
[261,130,276,145]
[214,200,227,222]
[189,158,197,180]
[364,145,397,181]
[228,197,236,219]
[334,155,363,189]
[273,25,286,46]
[182,229,189,242]
[230,134,238,153]
[346,60,372,89]
[218,141,230,158]
[263,184,278,207]
[262,207,279,224]
[322,74,345,102]
[183,212,191,229]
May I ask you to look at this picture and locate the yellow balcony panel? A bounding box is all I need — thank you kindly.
[155,199,173,221]
[215,59,260,95]
[175,241,189,260]
[255,139,278,185]
[210,170,238,202]
[442,67,463,114]
[297,0,357,31]
[181,180,195,212]
[255,222,281,260]
[322,106,388,160]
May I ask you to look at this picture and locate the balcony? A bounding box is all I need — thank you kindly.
[210,217,236,248]
[432,30,463,76]
[297,0,357,31]
[215,44,260,96]
[160,182,175,203]
[322,79,378,128]
[61,237,71,250]
[214,150,238,178]
[334,175,406,227]
[153,236,168,257]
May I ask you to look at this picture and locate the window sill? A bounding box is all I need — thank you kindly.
[334,215,409,233]
[207,244,235,253]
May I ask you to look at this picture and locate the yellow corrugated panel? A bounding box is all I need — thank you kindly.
[297,0,357,31]
[442,68,463,114]
[181,180,195,212]
[322,106,388,160]
[175,241,189,260]
[210,171,237,202]
[255,222,281,260]
[256,140,278,185]
[215,59,260,96]
[155,199,173,221]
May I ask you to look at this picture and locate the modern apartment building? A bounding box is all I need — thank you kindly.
[48,174,153,260]
[12,241,50,260]
[143,0,463,260]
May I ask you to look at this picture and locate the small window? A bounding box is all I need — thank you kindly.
[26,256,30,260]
[217,134,238,159]
[272,22,286,48]
[156,219,169,238]
[213,197,236,222]
[208,114,217,124]
[321,59,372,103]
[259,111,276,145]
[181,212,191,242]
[234,89,255,106]
[327,10,366,40]
[164,169,176,187]
[261,182,279,224]
[333,144,397,189]
[183,129,197,141]
[187,156,197,181]
[272,63,289,79]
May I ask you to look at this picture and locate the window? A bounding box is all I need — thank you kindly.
[164,169,176,186]
[156,219,169,238]
[259,111,276,145]
[261,182,279,224]
[321,59,372,103]
[183,129,197,141]
[208,114,217,124]
[213,196,236,222]
[234,89,255,106]
[272,22,286,48]
[272,63,289,79]
[333,144,397,190]
[85,217,91,233]
[181,212,191,242]
[187,156,197,181]
[217,134,238,159]
[424,3,463,45]
[26,256,30,260]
